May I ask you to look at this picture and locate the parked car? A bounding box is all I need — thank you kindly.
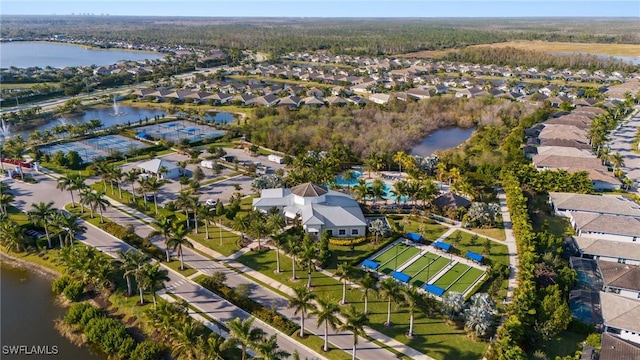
[205,199,218,207]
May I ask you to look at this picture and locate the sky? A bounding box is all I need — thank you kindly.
[1,0,639,17]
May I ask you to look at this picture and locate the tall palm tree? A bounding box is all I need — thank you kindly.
[358,272,378,314]
[91,160,111,192]
[378,277,402,327]
[233,213,251,241]
[136,262,169,308]
[402,286,421,337]
[0,219,26,252]
[611,152,625,169]
[124,170,139,201]
[286,234,301,280]
[255,334,290,360]
[28,201,56,248]
[146,176,164,215]
[249,212,267,249]
[225,317,265,360]
[171,318,203,360]
[393,151,407,174]
[339,305,369,360]
[288,286,317,338]
[91,190,110,224]
[0,192,15,215]
[300,235,317,289]
[137,176,151,208]
[58,212,86,247]
[369,179,386,204]
[111,166,124,198]
[149,216,174,262]
[167,223,193,270]
[352,178,371,205]
[336,262,354,305]
[117,249,149,297]
[196,334,225,360]
[312,297,342,352]
[198,204,214,240]
[175,190,194,229]
[56,174,84,208]
[342,169,356,193]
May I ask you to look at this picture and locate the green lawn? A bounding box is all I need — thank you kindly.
[189,227,241,257]
[388,215,449,241]
[237,249,488,360]
[542,330,588,359]
[444,230,509,267]
[410,256,451,288]
[163,259,197,277]
[324,235,397,270]
[469,228,506,241]
[376,245,421,275]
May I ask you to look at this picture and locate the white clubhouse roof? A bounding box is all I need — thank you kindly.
[137,158,179,174]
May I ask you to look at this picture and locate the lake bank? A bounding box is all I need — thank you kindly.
[410,126,476,157]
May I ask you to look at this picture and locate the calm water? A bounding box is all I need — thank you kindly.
[0,263,105,360]
[410,127,475,157]
[206,111,236,124]
[0,42,163,69]
[10,106,166,139]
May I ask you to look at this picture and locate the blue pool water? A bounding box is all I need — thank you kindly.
[334,171,362,186]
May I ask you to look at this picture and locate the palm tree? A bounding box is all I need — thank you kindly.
[146,176,164,215]
[286,234,301,280]
[58,212,86,247]
[378,277,402,327]
[117,249,149,297]
[442,291,465,320]
[312,297,342,352]
[393,151,407,174]
[0,219,26,252]
[175,190,195,229]
[611,152,625,169]
[198,204,214,240]
[0,192,15,215]
[28,201,56,248]
[149,216,174,262]
[254,334,290,360]
[171,318,203,360]
[137,262,169,308]
[368,218,387,245]
[369,179,386,204]
[137,176,151,208]
[288,286,317,338]
[352,178,371,205]
[267,213,286,272]
[358,273,378,314]
[342,169,356,193]
[336,262,353,305]
[196,334,225,360]
[124,170,139,201]
[464,293,497,339]
[249,213,267,249]
[79,188,94,216]
[167,223,193,270]
[233,213,251,241]
[91,190,110,223]
[226,317,265,360]
[56,174,84,208]
[110,166,124,198]
[300,235,317,288]
[402,286,421,337]
[338,305,369,360]
[91,160,111,192]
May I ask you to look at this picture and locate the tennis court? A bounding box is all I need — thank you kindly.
[372,243,421,275]
[135,120,226,143]
[42,135,148,163]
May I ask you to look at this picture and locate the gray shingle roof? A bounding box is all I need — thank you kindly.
[600,333,640,360]
[291,183,328,198]
[573,237,640,262]
[550,193,640,218]
[600,292,640,333]
[572,212,640,237]
[598,260,640,292]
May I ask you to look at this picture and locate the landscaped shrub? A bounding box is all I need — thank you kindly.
[129,341,162,360]
[329,236,368,246]
[62,282,85,302]
[64,302,97,325]
[51,275,71,294]
[99,222,163,260]
[85,317,135,357]
[78,306,104,329]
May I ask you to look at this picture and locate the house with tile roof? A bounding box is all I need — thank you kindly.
[600,292,640,345]
[252,183,367,238]
[570,237,640,266]
[598,260,640,300]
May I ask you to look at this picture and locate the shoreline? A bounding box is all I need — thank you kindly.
[0,249,61,279]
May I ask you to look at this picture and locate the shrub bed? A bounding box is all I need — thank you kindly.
[328,236,367,246]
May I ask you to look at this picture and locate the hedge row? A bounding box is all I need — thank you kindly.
[328,236,368,246]
[197,276,299,335]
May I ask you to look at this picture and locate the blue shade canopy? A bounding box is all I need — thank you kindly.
[434,241,451,251]
[392,271,411,283]
[466,251,484,263]
[362,259,380,270]
[425,284,445,296]
[406,232,423,242]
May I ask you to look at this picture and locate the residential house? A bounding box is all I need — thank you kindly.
[570,212,640,243]
[570,236,640,266]
[598,261,640,300]
[600,292,640,345]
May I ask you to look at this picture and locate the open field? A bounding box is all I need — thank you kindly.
[470,40,640,57]
[398,41,640,58]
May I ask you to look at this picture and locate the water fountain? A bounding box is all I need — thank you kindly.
[0,118,11,138]
[58,115,69,126]
[110,95,126,116]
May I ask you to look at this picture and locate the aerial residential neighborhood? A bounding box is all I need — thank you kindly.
[1,5,640,360]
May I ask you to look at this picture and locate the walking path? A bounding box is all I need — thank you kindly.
[607,106,640,191]
[10,172,432,360]
[496,187,518,304]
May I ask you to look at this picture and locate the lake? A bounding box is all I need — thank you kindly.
[410,127,475,157]
[206,111,236,124]
[9,106,167,139]
[0,42,163,69]
[0,263,105,360]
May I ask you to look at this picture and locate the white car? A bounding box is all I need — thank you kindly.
[205,199,218,207]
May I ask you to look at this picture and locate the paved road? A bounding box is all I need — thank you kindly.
[608,107,640,189]
[7,172,409,360]
[5,173,326,360]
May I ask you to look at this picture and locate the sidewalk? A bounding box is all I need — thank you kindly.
[496,187,518,304]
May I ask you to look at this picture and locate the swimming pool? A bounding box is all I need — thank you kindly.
[334,170,362,186]
[367,181,408,203]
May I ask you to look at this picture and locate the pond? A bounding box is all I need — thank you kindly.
[10,106,167,140]
[410,127,475,157]
[0,41,163,69]
[206,111,236,124]
[0,263,106,360]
